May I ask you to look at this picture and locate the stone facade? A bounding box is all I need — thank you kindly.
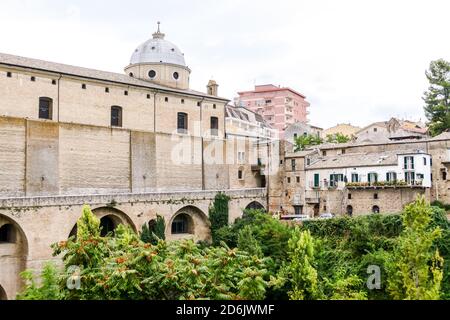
[0,28,270,299]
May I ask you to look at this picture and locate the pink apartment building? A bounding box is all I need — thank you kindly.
[236,84,310,138]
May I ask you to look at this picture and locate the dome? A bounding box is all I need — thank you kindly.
[130,25,186,67]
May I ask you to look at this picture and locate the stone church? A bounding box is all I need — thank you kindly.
[0,25,270,300]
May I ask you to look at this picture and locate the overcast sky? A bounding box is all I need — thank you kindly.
[1,0,449,129]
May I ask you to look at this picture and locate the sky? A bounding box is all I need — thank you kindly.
[0,0,449,129]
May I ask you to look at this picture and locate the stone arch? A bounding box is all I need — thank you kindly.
[245,201,265,211]
[0,284,7,300]
[372,205,380,214]
[68,206,137,238]
[168,206,210,242]
[0,214,29,300]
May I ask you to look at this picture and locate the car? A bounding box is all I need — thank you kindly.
[293,215,311,222]
[319,213,335,220]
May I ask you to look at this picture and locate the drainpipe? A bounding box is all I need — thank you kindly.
[199,97,206,190]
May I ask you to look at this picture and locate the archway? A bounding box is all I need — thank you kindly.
[168,206,210,241]
[68,207,136,239]
[346,205,353,216]
[0,285,7,300]
[0,215,29,300]
[245,201,265,211]
[372,205,380,214]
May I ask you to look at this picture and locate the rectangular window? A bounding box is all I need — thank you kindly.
[39,97,53,120]
[405,171,415,185]
[213,104,217,109]
[111,106,123,127]
[238,152,245,164]
[52,79,57,85]
[423,157,427,166]
[386,172,397,182]
[265,100,272,104]
[291,159,296,171]
[82,84,86,89]
[165,97,169,102]
[296,176,300,183]
[124,90,128,96]
[404,156,414,170]
[314,173,320,188]
[177,113,188,133]
[351,173,359,183]
[306,158,311,166]
[147,94,151,99]
[197,101,201,107]
[374,193,378,199]
[211,117,219,136]
[368,172,378,184]
[238,169,244,180]
[287,177,291,184]
[181,99,185,104]
[348,194,352,200]
[31,76,36,82]
[105,87,110,93]
[294,206,303,215]
[6,72,12,78]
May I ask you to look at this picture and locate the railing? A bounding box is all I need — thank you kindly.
[346,180,424,188]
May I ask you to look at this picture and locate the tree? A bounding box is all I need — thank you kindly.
[141,215,166,245]
[385,196,444,300]
[326,133,351,144]
[237,225,263,258]
[423,59,450,136]
[209,193,231,245]
[276,228,320,300]
[294,134,323,152]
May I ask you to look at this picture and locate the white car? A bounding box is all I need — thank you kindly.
[319,213,334,220]
[293,215,311,222]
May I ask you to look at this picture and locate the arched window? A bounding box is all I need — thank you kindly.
[246,201,265,211]
[177,112,188,133]
[39,97,53,120]
[171,214,191,234]
[111,106,123,127]
[372,205,380,214]
[0,224,15,243]
[100,216,116,237]
[346,205,353,216]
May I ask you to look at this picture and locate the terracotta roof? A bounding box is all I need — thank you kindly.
[0,52,229,101]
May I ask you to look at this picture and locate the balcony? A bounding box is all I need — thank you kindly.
[346,180,425,189]
[305,197,320,204]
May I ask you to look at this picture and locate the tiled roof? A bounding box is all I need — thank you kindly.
[0,52,229,101]
[306,151,401,169]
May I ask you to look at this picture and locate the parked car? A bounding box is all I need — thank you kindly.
[319,213,334,220]
[293,215,311,222]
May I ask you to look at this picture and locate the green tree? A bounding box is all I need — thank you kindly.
[237,225,263,258]
[423,59,450,136]
[326,133,351,144]
[141,215,166,245]
[17,262,61,300]
[276,228,320,300]
[385,196,444,300]
[209,193,231,245]
[294,134,323,152]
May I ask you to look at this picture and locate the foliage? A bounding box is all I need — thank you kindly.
[431,200,450,211]
[294,134,323,152]
[19,206,270,300]
[141,215,166,245]
[276,228,320,300]
[385,196,444,300]
[326,133,351,144]
[209,193,231,245]
[17,262,61,300]
[423,59,450,136]
[237,225,263,258]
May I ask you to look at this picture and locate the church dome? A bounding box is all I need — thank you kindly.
[130,24,186,67]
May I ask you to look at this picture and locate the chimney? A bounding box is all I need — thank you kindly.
[207,80,219,97]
